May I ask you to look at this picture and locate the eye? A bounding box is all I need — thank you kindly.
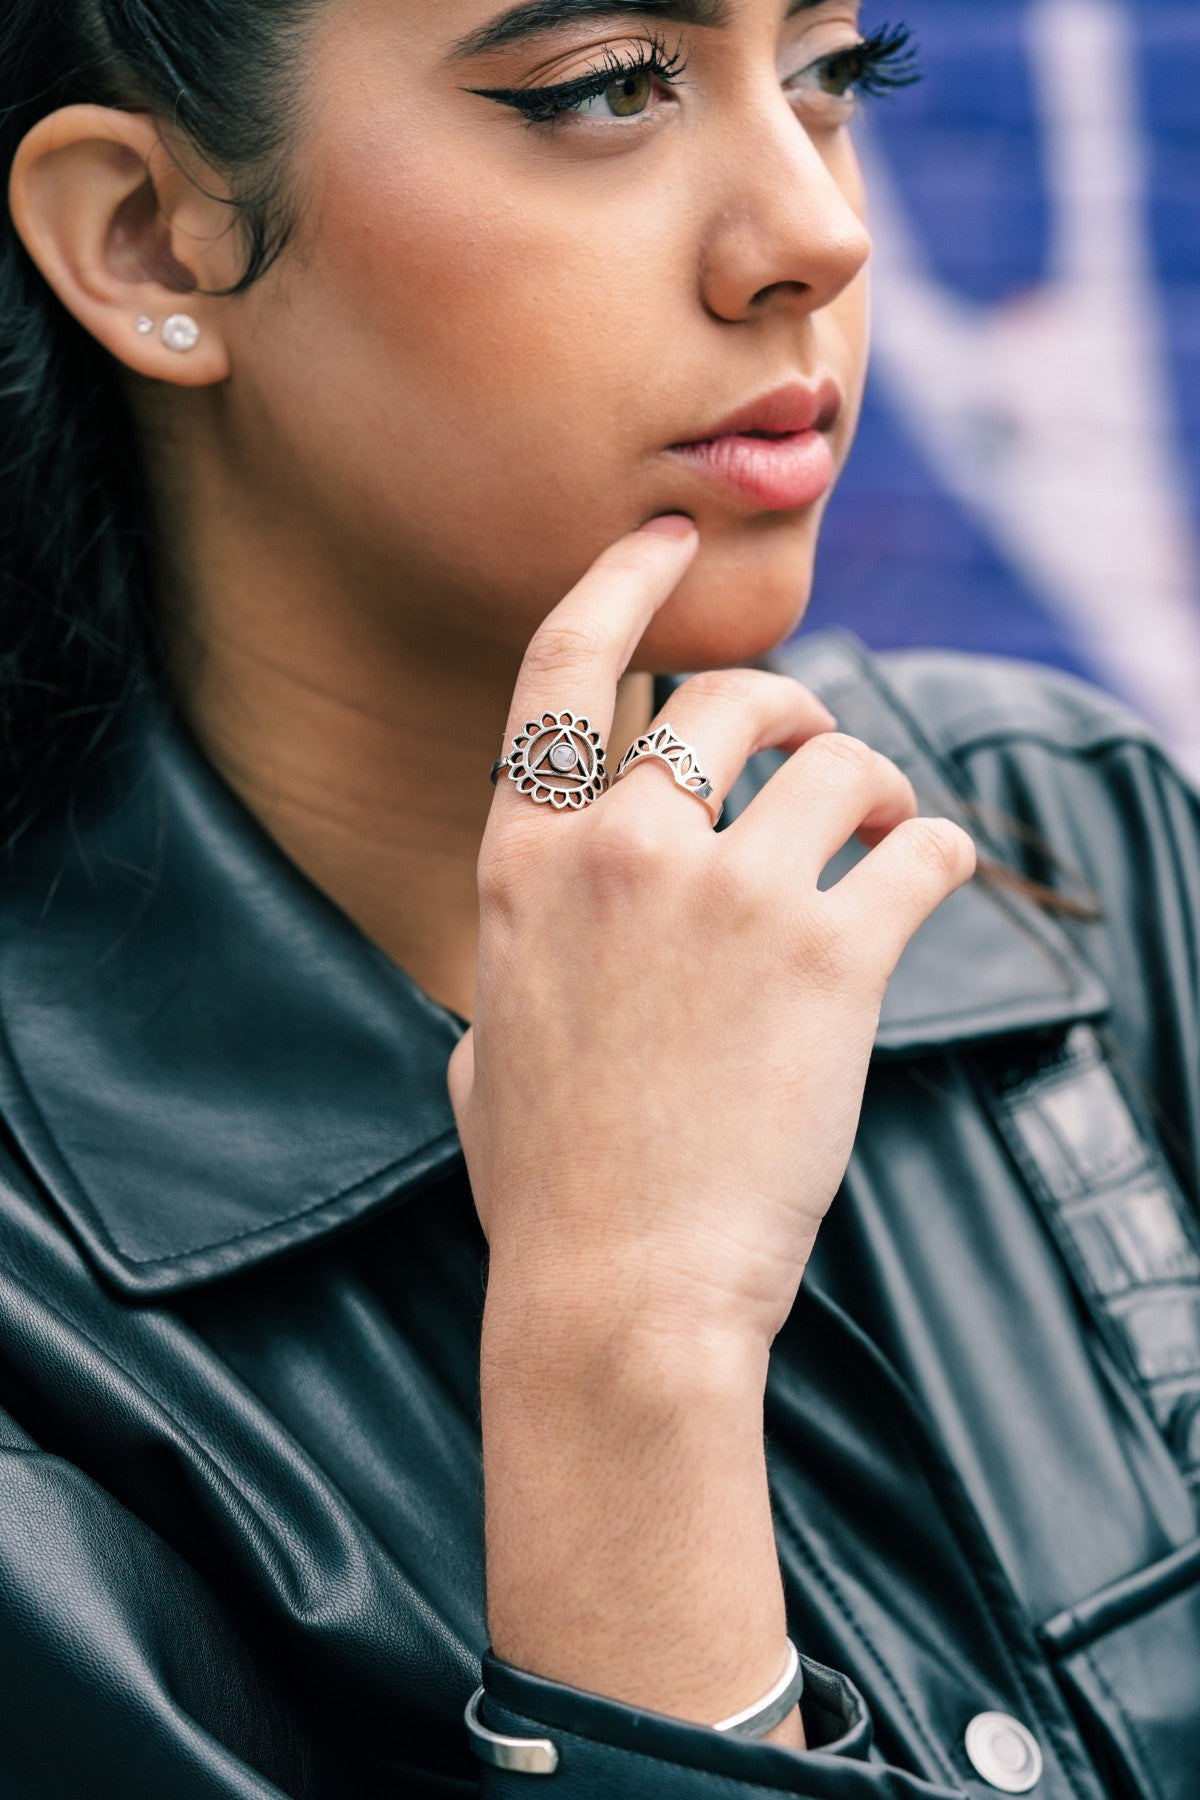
[573,67,655,119]
[468,34,689,129]
[786,25,922,109]
[812,48,862,98]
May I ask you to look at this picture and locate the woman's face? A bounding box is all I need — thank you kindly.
[220,0,874,670]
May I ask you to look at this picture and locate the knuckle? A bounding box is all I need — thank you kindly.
[581,810,670,894]
[475,856,513,913]
[791,903,860,990]
[522,619,606,685]
[697,846,761,926]
[476,831,535,912]
[901,817,974,883]
[813,731,878,779]
[678,667,767,711]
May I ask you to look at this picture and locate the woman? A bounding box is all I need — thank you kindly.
[2,0,1198,1794]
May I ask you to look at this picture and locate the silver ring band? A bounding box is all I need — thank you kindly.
[491,709,608,810]
[613,723,723,826]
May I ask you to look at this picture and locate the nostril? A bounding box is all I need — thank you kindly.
[749,279,813,308]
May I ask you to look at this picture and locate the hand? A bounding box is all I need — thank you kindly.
[448,516,976,1357]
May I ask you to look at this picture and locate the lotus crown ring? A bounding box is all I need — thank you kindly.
[490,710,609,810]
[612,723,723,826]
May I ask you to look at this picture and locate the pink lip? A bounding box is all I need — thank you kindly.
[664,379,843,511]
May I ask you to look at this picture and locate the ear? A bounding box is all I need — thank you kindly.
[8,106,241,388]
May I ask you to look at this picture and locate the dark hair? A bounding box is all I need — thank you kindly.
[0,0,318,848]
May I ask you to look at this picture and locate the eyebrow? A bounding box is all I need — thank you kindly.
[446,0,831,64]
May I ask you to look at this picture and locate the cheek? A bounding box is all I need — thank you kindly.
[236,102,705,640]
[305,105,683,476]
[232,64,869,660]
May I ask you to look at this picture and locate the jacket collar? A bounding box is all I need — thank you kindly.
[0,641,1107,1299]
[0,700,466,1299]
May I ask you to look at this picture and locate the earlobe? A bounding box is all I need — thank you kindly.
[7,105,233,388]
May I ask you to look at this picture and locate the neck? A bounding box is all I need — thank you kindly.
[164,530,655,1023]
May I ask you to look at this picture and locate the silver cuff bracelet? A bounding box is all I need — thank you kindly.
[713,1638,804,1737]
[464,1638,804,1775]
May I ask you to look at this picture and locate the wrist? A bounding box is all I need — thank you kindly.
[479,1283,787,1725]
[481,1253,771,1406]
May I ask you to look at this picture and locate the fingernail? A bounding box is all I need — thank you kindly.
[816,704,838,728]
[640,514,697,540]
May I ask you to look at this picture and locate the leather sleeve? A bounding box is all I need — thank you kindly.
[473,1651,967,1797]
[0,1404,310,1800]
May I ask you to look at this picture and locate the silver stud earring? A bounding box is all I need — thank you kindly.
[161,313,200,353]
[133,315,155,335]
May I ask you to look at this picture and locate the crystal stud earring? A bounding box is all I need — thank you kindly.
[133,315,155,336]
[161,313,200,353]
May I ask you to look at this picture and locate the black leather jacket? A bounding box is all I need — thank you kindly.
[1,633,1198,1799]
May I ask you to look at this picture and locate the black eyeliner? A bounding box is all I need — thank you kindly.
[466,19,920,129]
[467,32,689,123]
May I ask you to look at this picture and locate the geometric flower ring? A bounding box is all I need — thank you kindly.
[490,711,609,811]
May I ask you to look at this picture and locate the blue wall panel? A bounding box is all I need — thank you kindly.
[808,0,1200,766]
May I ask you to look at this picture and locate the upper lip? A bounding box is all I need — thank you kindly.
[671,379,843,447]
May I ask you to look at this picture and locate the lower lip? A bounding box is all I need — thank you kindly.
[666,430,835,511]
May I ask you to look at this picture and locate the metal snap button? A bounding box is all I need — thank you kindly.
[964,1712,1044,1792]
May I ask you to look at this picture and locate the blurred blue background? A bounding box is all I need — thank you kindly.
[806,0,1200,771]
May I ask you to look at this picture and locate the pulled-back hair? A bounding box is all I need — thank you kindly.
[0,0,318,847]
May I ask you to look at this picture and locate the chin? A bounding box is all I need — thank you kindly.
[632,514,821,674]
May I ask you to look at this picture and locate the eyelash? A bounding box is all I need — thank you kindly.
[814,23,921,100]
[471,21,921,129]
[472,30,689,126]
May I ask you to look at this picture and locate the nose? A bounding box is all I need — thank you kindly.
[698,98,872,325]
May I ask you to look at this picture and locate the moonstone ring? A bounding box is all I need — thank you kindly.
[490,710,608,810]
[612,723,723,826]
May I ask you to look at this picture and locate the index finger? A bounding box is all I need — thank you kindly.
[496,516,699,796]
